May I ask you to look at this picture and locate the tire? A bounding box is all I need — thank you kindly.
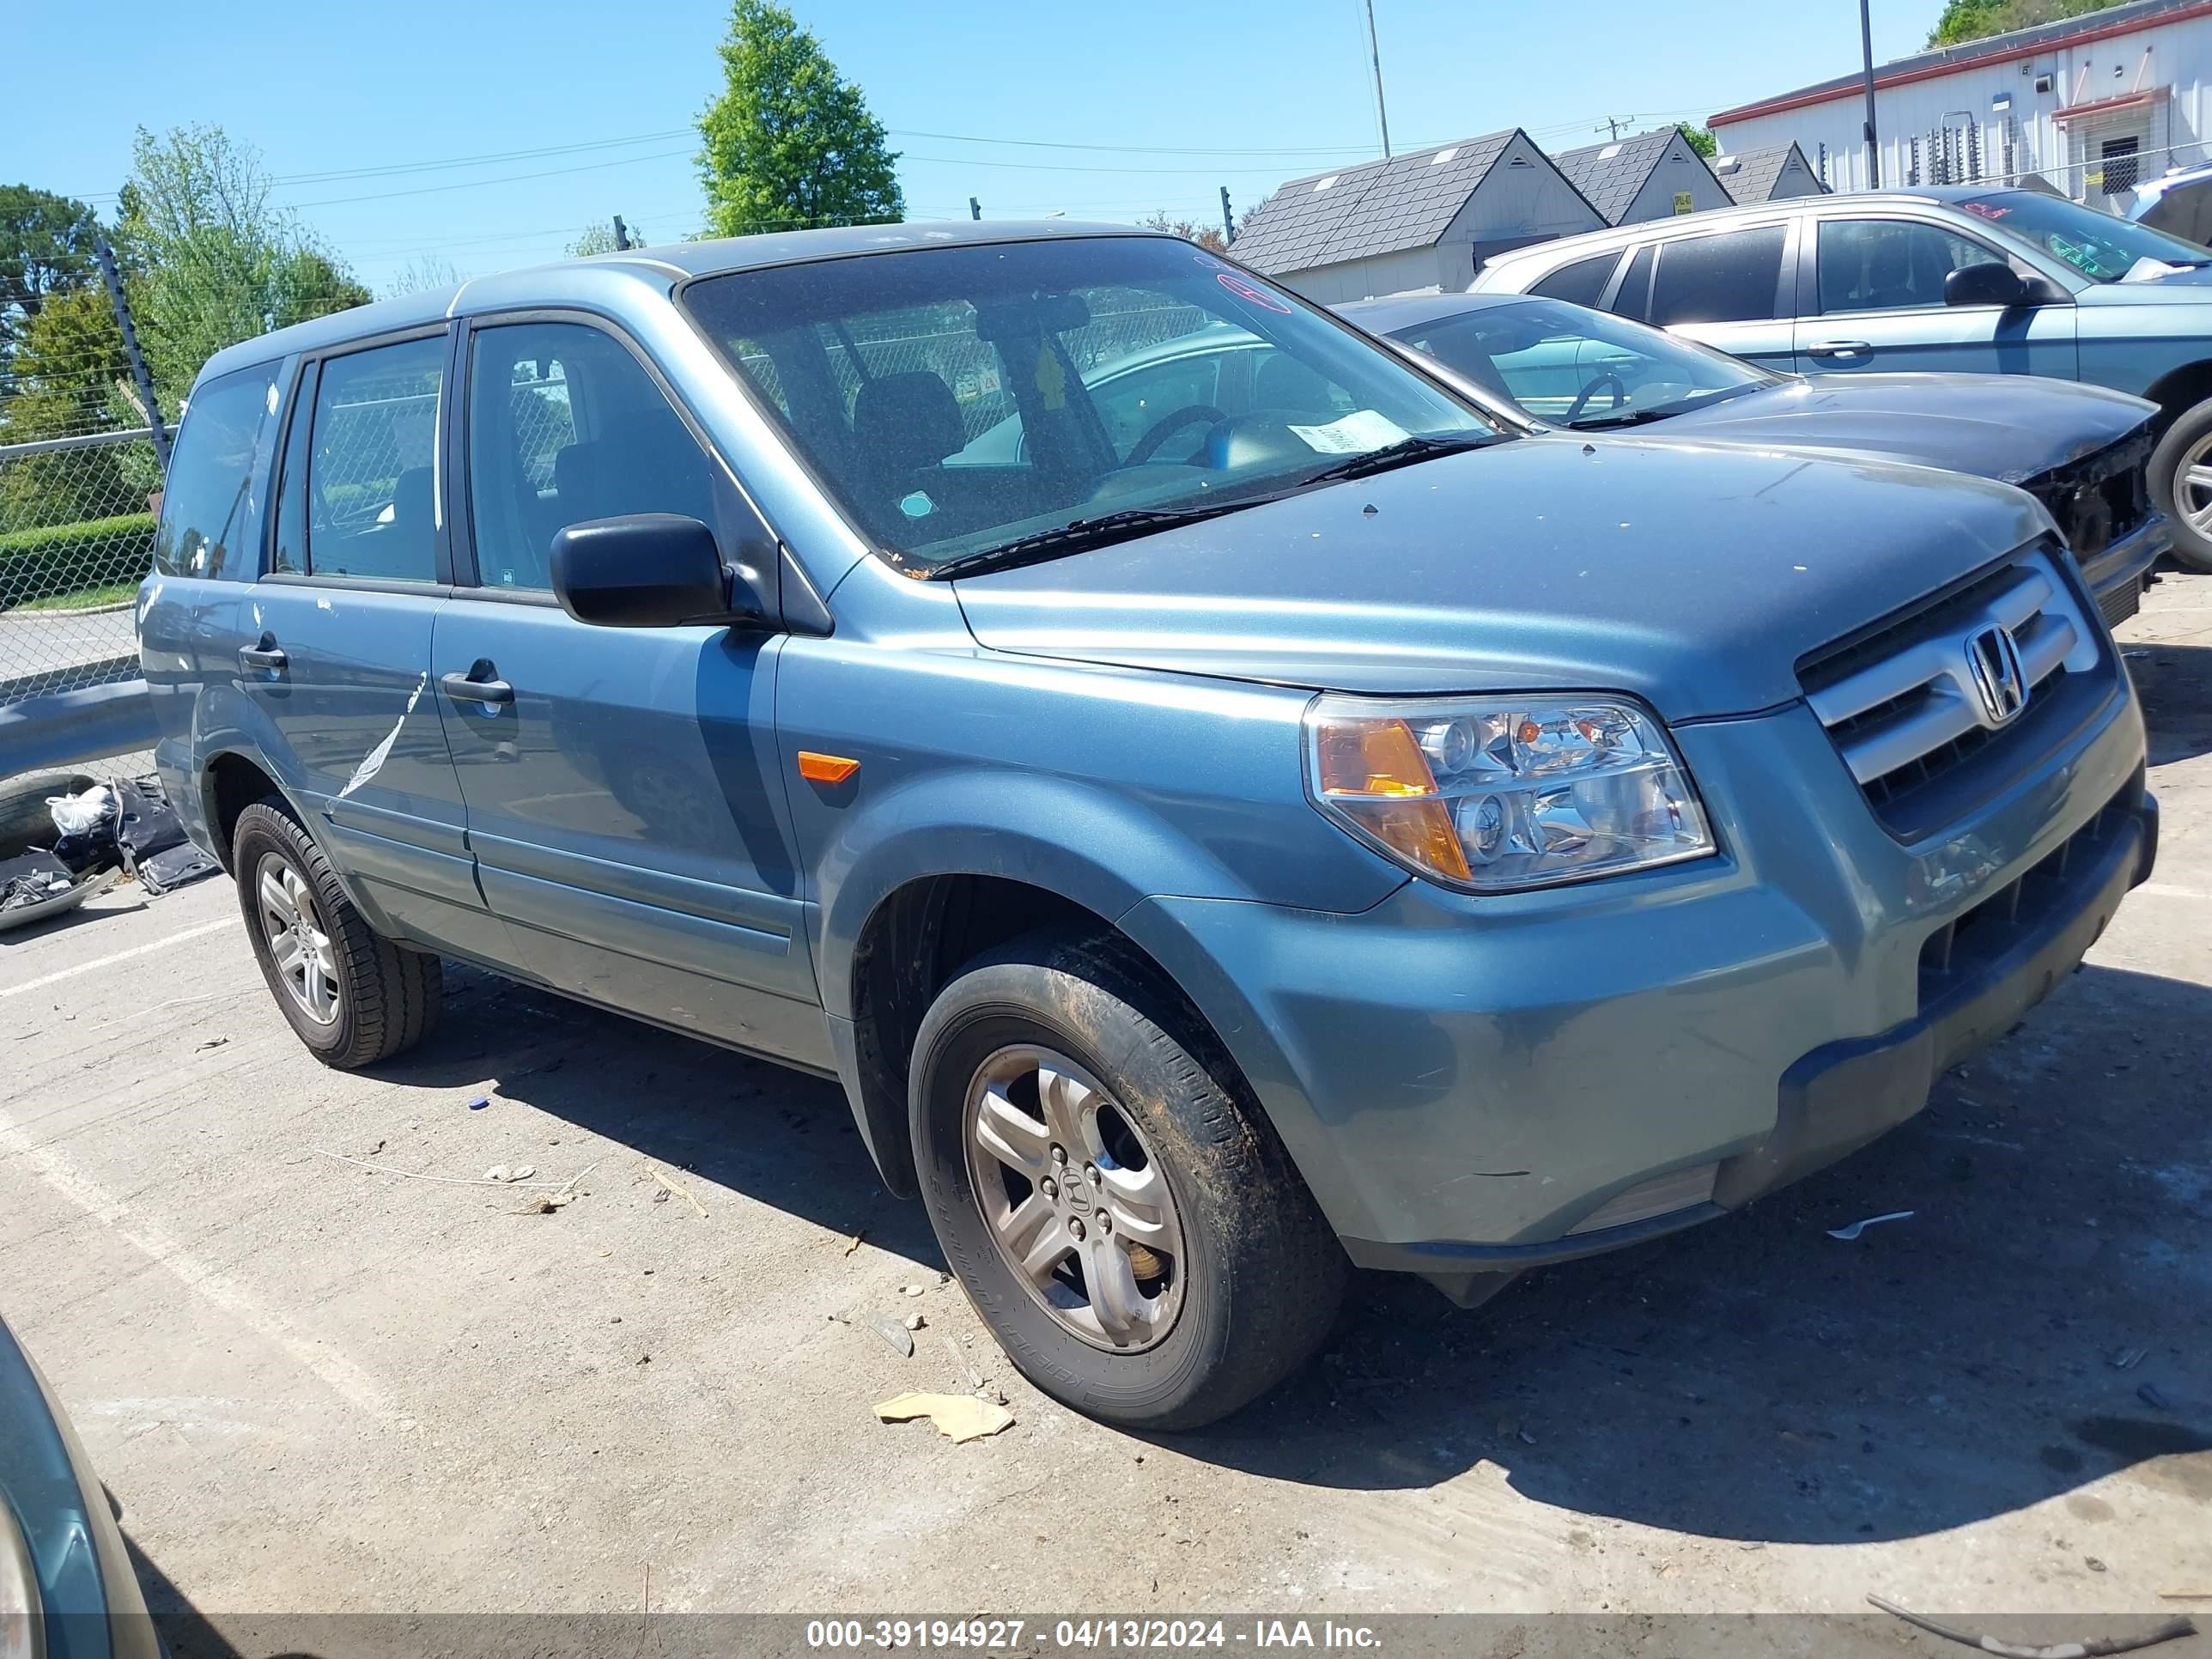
[2148,395,2212,573]
[231,799,442,1068]
[909,933,1346,1431]
[0,769,97,856]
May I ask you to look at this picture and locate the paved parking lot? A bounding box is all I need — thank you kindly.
[2,580,2208,1638]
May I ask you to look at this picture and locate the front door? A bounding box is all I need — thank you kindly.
[1794,216,2078,378]
[242,328,506,963]
[434,314,825,1066]
[1636,222,1799,374]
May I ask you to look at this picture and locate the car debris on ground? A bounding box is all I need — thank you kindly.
[873,1391,1015,1443]
[0,770,217,933]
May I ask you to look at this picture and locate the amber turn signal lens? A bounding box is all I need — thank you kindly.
[797,751,860,783]
[1310,717,1471,883]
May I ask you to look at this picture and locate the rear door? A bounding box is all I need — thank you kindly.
[240,327,504,962]
[1793,213,2077,377]
[1638,222,1797,372]
[434,312,825,1065]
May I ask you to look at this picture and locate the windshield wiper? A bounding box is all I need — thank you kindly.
[927,499,1267,580]
[1565,407,1679,431]
[1292,432,1498,488]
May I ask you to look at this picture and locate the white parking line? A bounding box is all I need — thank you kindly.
[0,1113,394,1419]
[0,916,240,999]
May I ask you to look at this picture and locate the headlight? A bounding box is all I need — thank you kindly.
[1304,693,1715,891]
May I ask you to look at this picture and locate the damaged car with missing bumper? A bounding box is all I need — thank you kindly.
[139,223,2155,1430]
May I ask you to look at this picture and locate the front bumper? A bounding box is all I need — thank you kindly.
[2075,513,2168,626]
[1121,669,2150,1272]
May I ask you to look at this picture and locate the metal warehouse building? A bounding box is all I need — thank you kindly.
[1549,127,1735,223]
[1709,0,2212,208]
[1230,130,1604,302]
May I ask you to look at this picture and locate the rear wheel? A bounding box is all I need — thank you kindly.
[2148,396,2212,573]
[232,799,442,1067]
[909,933,1345,1430]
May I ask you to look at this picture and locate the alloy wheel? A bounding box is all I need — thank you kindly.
[962,1044,1187,1352]
[257,859,341,1025]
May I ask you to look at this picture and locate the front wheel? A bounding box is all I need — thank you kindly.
[909,934,1346,1431]
[2148,396,2212,573]
[232,799,442,1068]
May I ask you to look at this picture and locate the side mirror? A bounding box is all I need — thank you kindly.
[550,514,765,629]
[1944,262,2030,308]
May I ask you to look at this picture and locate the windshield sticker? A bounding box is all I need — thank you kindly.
[899,490,936,519]
[1216,270,1295,314]
[1287,409,1411,454]
[1960,201,2012,222]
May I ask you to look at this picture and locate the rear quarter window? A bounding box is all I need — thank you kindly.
[154,362,284,579]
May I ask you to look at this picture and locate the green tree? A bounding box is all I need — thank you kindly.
[1,185,103,390]
[1679,125,1718,160]
[116,125,370,408]
[1928,0,2124,46]
[697,0,903,237]
[0,286,134,529]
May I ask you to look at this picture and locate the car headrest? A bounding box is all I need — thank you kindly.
[852,372,965,472]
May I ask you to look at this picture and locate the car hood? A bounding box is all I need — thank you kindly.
[2076,267,2212,302]
[1646,373,2153,483]
[951,434,2051,722]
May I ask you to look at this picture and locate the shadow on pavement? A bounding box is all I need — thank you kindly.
[2127,637,2212,767]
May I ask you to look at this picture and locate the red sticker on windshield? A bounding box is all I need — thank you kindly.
[1217,270,1295,313]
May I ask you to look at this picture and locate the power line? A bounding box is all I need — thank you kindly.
[278,148,696,210]
[885,126,1377,157]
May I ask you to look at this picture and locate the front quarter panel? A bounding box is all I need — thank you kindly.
[780,574,1406,1022]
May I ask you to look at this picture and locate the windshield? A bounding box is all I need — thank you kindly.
[679,235,1499,574]
[1387,297,1771,428]
[1957,190,2212,282]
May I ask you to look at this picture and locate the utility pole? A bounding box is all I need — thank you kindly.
[612,216,631,252]
[1860,0,1882,187]
[1219,185,1237,246]
[94,233,167,473]
[1363,0,1392,158]
[969,196,981,221]
[1597,116,1635,142]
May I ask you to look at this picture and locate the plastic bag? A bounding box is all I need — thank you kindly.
[46,784,116,838]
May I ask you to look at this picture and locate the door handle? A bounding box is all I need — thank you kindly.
[238,641,288,672]
[441,669,514,706]
[1806,339,1874,359]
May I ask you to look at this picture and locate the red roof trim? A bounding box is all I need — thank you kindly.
[1710,0,2212,127]
[2051,87,2160,119]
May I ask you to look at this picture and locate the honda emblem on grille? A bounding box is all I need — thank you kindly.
[1965,624,2029,726]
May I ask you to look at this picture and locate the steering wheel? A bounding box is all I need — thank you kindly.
[1125,404,1229,466]
[1562,372,1628,424]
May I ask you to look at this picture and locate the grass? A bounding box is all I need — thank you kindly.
[13,580,138,612]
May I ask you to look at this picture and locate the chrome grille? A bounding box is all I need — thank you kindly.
[1802,550,2103,828]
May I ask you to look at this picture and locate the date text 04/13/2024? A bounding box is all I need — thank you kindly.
[804,1621,1383,1650]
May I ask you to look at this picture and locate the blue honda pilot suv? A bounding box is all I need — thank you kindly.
[140,223,2156,1428]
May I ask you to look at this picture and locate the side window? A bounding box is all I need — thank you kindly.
[1648,228,1788,325]
[1610,245,1656,322]
[153,362,283,579]
[1818,219,2000,314]
[1091,352,1225,462]
[466,320,723,592]
[1529,252,1622,308]
[304,337,445,582]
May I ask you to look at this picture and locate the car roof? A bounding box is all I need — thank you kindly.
[1336,291,1523,334]
[194,220,1160,389]
[1477,186,2023,281]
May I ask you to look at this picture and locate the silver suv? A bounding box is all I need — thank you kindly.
[1476,185,2212,574]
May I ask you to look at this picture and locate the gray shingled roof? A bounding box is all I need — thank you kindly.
[1549,129,1682,226]
[1710,0,2197,122]
[1231,131,1519,275]
[1711,143,1815,205]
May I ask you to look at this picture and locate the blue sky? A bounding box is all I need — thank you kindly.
[14,0,1942,291]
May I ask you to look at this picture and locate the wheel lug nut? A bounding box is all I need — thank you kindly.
[1085,1163,1101,1185]
[1040,1177,1057,1199]
[1069,1218,1085,1241]
[1097,1212,1112,1234]
[1050,1145,1067,1166]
